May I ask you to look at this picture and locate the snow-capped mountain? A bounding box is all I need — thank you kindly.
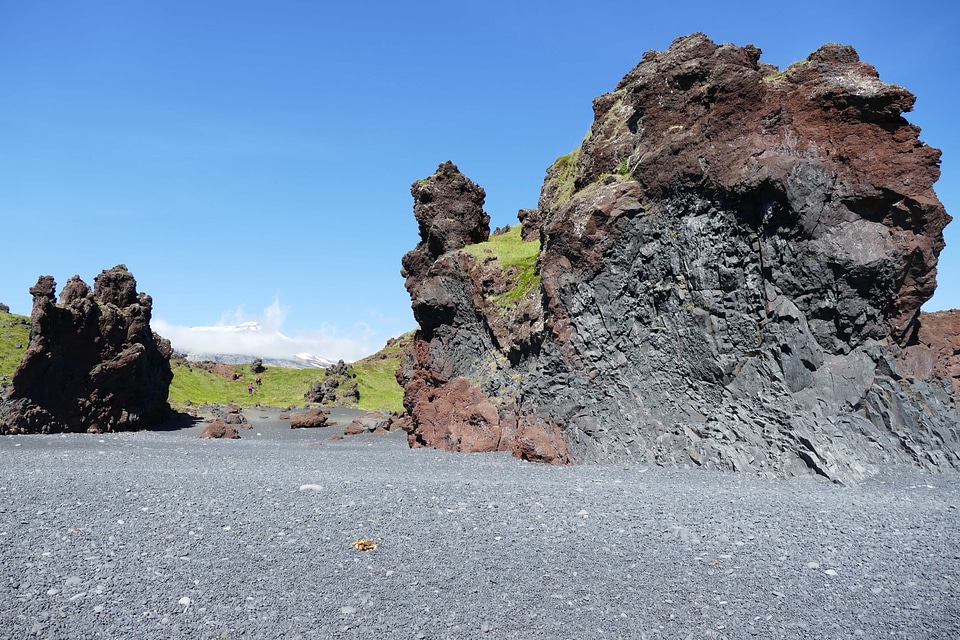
[160,321,338,368]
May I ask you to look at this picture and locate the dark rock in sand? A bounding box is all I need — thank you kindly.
[201,403,248,427]
[344,410,391,435]
[289,407,330,429]
[342,421,366,436]
[0,265,173,434]
[397,34,959,482]
[200,419,240,439]
[387,412,412,433]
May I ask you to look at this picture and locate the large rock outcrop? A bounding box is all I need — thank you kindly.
[0,265,174,434]
[398,34,959,482]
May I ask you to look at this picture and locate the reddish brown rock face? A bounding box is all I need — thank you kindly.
[343,410,391,436]
[288,408,330,429]
[0,265,173,435]
[542,36,947,353]
[401,161,490,286]
[200,420,240,439]
[901,310,960,400]
[398,34,959,482]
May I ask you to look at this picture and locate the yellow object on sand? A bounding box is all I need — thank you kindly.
[351,538,377,551]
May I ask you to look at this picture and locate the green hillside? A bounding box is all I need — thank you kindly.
[169,332,410,412]
[0,310,409,413]
[0,312,30,383]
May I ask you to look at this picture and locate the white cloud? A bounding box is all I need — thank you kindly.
[153,298,376,363]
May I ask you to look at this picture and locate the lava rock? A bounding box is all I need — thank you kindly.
[288,407,330,429]
[397,34,960,482]
[0,265,173,434]
[344,410,391,435]
[400,161,490,285]
[200,420,240,439]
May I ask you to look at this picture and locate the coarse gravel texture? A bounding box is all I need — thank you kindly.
[1,407,958,639]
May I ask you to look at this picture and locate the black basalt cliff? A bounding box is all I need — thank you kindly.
[398,34,960,483]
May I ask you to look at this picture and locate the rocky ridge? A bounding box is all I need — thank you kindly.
[0,265,173,434]
[398,34,959,483]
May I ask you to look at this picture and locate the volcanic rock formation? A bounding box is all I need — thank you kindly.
[0,265,174,434]
[398,34,960,482]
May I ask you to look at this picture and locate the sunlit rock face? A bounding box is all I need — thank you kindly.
[398,34,959,482]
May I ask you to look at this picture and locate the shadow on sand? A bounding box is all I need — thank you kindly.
[147,410,203,433]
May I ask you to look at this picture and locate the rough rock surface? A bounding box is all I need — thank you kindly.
[344,410,391,436]
[902,310,960,400]
[0,265,173,434]
[288,407,330,429]
[401,160,490,283]
[200,419,240,439]
[398,34,959,482]
[305,360,359,404]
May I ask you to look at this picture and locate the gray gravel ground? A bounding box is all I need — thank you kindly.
[1,407,958,639]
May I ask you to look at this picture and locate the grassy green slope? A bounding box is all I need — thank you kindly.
[0,310,408,412]
[168,361,320,408]
[169,333,410,412]
[461,224,541,306]
[350,332,410,413]
[0,312,29,381]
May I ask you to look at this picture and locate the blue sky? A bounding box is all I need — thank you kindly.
[2,0,957,361]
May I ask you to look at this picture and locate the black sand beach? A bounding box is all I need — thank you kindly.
[1,408,958,639]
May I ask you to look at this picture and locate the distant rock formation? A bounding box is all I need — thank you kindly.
[305,360,358,404]
[398,34,959,482]
[0,265,174,434]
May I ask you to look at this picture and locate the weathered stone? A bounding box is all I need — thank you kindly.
[305,360,358,404]
[0,265,173,434]
[200,419,240,439]
[326,360,349,377]
[342,421,365,436]
[397,34,959,482]
[388,412,412,432]
[288,407,330,429]
[401,161,490,284]
[902,310,960,401]
[344,410,391,435]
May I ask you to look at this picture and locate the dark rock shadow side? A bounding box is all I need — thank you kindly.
[0,265,174,434]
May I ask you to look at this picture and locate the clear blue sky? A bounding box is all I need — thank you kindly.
[2,0,957,361]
